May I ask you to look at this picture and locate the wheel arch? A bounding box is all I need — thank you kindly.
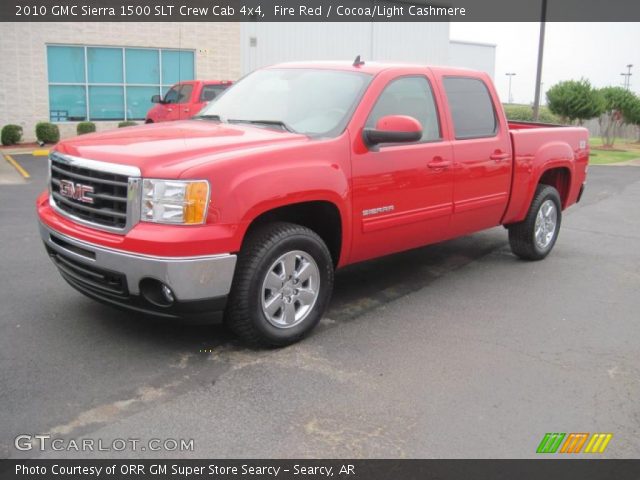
[537,166,572,208]
[503,140,576,225]
[241,200,344,268]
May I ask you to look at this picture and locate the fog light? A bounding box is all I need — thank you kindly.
[161,284,175,303]
[140,278,175,307]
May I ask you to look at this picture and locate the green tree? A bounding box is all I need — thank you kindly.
[546,79,604,125]
[598,87,637,147]
[621,94,640,142]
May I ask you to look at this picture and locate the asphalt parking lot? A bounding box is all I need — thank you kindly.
[1,154,639,459]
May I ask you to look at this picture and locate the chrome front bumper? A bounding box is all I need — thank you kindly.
[39,222,237,303]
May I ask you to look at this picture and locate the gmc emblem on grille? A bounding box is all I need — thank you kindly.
[59,179,94,204]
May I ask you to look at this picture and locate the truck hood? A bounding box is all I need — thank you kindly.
[55,120,309,177]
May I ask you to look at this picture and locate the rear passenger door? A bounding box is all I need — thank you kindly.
[441,76,512,236]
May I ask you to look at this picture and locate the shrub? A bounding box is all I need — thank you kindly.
[35,122,60,144]
[538,107,562,124]
[503,104,534,121]
[118,121,138,128]
[503,104,561,124]
[1,124,23,146]
[77,121,96,135]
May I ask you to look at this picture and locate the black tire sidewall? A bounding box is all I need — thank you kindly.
[531,188,562,257]
[246,232,333,345]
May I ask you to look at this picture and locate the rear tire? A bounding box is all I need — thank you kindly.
[225,222,334,347]
[508,184,562,261]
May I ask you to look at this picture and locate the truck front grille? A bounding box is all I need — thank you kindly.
[49,153,138,232]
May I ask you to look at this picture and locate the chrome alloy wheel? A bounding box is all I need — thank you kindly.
[534,199,558,250]
[261,250,321,328]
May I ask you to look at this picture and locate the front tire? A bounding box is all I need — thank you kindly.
[508,184,562,261]
[225,222,334,347]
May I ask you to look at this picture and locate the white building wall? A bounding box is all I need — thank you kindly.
[448,40,496,79]
[241,22,450,75]
[371,23,450,65]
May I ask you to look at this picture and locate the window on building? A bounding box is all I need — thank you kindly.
[366,76,441,142]
[442,77,498,139]
[46,45,195,122]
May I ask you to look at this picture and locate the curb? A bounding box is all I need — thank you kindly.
[590,157,640,167]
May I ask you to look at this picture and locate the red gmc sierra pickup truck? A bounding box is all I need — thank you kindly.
[37,61,589,347]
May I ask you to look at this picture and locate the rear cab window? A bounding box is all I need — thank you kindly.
[200,84,228,102]
[443,77,498,139]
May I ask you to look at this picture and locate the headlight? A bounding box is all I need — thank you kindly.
[141,179,209,225]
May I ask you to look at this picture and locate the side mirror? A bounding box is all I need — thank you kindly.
[151,95,162,104]
[363,115,422,147]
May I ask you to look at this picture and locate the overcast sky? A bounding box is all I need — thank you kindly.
[450,22,640,105]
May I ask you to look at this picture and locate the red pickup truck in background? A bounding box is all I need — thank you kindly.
[145,80,232,123]
[38,61,588,347]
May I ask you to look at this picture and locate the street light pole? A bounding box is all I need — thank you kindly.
[532,0,547,121]
[506,73,516,104]
[621,64,633,90]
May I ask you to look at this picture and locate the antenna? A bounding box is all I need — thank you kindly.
[353,55,365,67]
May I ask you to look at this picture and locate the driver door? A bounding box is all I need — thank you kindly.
[161,84,193,121]
[350,74,454,263]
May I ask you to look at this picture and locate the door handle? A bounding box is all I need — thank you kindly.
[183,108,190,112]
[489,151,510,162]
[427,157,451,170]
[167,108,173,112]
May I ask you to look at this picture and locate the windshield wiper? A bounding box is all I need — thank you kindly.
[228,119,296,133]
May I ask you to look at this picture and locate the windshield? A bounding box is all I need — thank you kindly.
[197,68,372,137]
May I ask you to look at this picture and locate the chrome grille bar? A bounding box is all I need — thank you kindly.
[51,192,128,219]
[49,152,141,234]
[50,165,129,187]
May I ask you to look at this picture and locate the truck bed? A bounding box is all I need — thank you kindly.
[508,120,565,130]
[502,121,590,224]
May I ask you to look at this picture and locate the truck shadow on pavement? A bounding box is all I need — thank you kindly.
[81,227,507,352]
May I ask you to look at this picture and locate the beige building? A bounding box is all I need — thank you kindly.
[0,23,241,141]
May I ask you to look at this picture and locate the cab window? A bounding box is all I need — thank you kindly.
[200,84,228,102]
[366,76,441,142]
[163,84,193,104]
[443,77,498,139]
